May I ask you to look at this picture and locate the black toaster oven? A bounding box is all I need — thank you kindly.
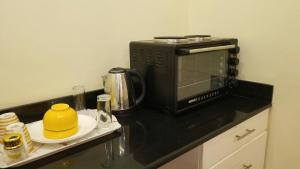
[130,35,240,114]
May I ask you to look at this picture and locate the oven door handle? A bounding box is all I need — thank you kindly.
[177,45,236,55]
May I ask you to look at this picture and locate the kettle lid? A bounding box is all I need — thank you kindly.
[109,67,126,74]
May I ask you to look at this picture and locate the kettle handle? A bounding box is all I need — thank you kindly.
[127,69,146,105]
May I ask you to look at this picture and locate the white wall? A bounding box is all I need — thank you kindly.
[188,0,300,168]
[0,0,188,109]
[2,1,300,168]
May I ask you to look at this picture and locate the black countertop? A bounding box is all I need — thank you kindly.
[4,80,273,169]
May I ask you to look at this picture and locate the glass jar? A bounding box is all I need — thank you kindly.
[2,133,27,160]
[96,94,112,129]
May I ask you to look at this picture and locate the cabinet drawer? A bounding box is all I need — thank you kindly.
[158,147,199,169]
[209,132,267,169]
[202,109,269,169]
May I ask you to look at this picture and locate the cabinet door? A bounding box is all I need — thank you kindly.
[209,132,267,169]
[158,146,199,169]
[202,109,269,169]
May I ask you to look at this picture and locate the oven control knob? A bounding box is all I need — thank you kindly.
[228,57,239,65]
[228,68,239,77]
[229,46,240,54]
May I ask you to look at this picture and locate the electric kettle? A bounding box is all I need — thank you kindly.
[102,67,146,112]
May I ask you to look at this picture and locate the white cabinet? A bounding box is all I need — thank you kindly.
[209,132,267,169]
[158,147,199,169]
[159,109,269,169]
[202,109,269,169]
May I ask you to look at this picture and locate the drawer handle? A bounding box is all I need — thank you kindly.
[243,164,253,169]
[235,129,256,141]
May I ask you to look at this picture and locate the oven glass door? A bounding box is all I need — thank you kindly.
[177,50,228,101]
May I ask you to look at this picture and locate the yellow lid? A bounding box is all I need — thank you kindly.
[3,133,23,150]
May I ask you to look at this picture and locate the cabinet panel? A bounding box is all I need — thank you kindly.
[209,132,267,169]
[202,109,269,169]
[158,146,200,169]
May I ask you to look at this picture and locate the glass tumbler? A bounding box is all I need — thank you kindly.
[72,85,86,111]
[96,94,112,128]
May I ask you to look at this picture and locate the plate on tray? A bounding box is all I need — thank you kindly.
[27,114,97,144]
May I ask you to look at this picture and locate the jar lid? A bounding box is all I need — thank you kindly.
[3,133,23,150]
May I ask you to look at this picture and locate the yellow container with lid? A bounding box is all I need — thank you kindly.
[43,103,78,139]
[3,133,26,159]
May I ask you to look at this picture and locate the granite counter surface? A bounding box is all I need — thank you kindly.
[3,80,273,169]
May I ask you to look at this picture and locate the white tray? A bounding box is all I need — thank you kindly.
[0,110,121,168]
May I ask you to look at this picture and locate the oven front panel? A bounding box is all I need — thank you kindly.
[177,88,228,112]
[177,50,229,102]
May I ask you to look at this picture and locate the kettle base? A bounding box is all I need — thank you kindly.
[112,106,139,117]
